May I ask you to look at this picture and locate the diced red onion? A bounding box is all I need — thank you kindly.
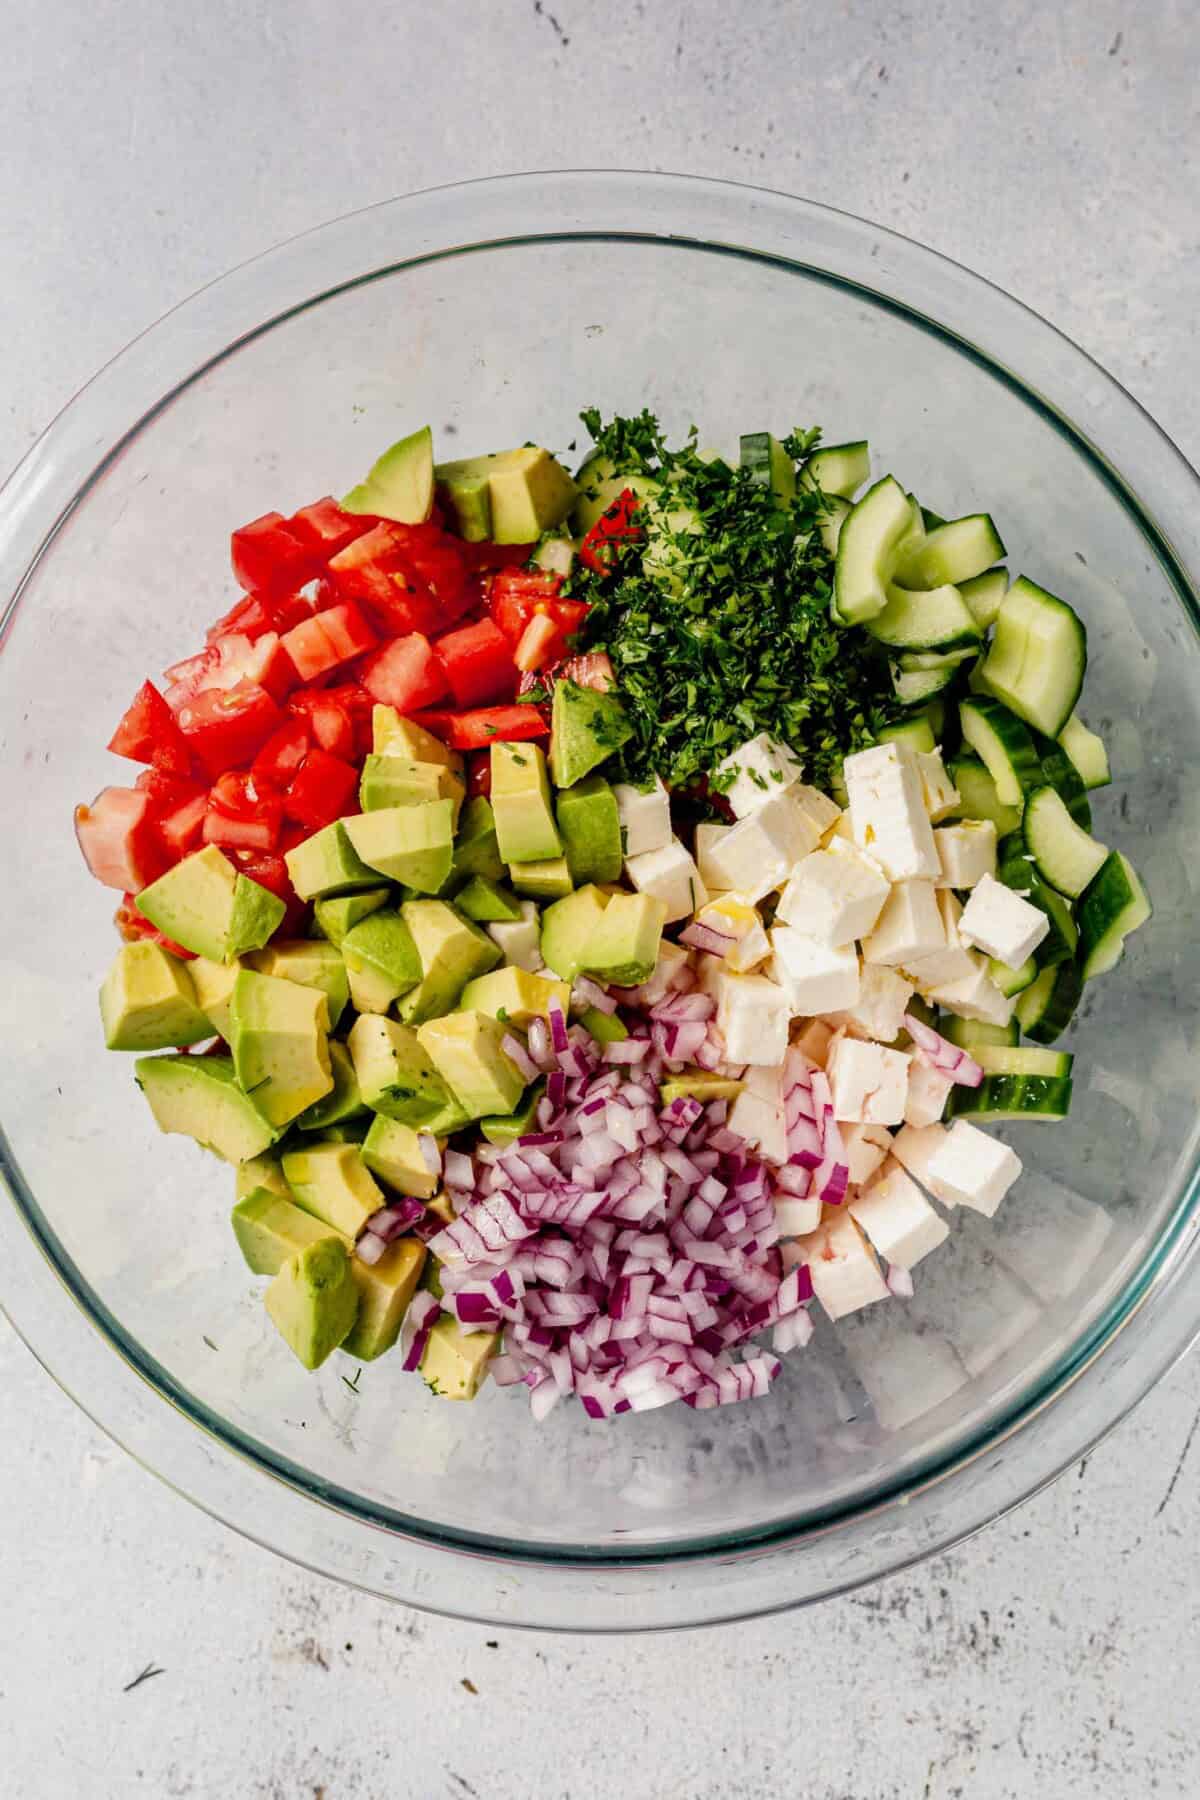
[572,975,617,1015]
[527,1015,553,1069]
[400,1291,441,1371]
[444,1149,474,1190]
[903,1013,984,1088]
[548,999,569,1054]
[501,1032,541,1086]
[355,1230,388,1266]
[680,920,735,956]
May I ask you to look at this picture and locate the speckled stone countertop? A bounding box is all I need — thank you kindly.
[3,3,1199,1794]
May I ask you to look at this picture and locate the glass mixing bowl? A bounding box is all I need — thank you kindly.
[2,172,1199,1632]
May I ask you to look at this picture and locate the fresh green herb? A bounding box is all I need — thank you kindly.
[123,1663,166,1695]
[510,752,528,766]
[521,684,549,704]
[342,1367,362,1394]
[496,1006,510,1024]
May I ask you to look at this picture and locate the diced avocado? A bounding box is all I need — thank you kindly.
[347,1013,457,1127]
[424,1193,456,1230]
[422,1095,474,1136]
[344,1238,427,1361]
[341,909,422,1006]
[556,774,623,884]
[447,795,505,887]
[549,679,634,788]
[509,856,574,899]
[579,1006,628,1045]
[434,446,577,544]
[100,941,211,1051]
[246,939,350,1030]
[371,707,464,772]
[296,1040,367,1131]
[344,955,403,1017]
[189,956,240,1039]
[434,462,493,542]
[539,884,610,981]
[359,754,465,821]
[454,875,523,923]
[232,1187,345,1277]
[343,424,434,523]
[344,801,456,892]
[396,899,501,1024]
[281,1140,384,1237]
[419,1313,499,1399]
[136,846,284,962]
[479,1082,543,1145]
[417,1011,527,1121]
[660,1070,745,1104]
[135,1053,277,1164]
[361,1116,442,1197]
[311,887,390,947]
[228,969,332,1129]
[458,965,570,1027]
[583,892,667,986]
[490,741,561,864]
[317,1119,370,1144]
[286,821,381,901]
[235,1150,292,1201]
[265,1236,360,1371]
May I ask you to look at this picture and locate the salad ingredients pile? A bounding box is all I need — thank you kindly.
[77,415,1150,1418]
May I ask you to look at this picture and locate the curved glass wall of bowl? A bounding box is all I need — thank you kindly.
[0,173,1198,1630]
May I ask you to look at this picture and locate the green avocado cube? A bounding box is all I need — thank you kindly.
[343,424,434,523]
[396,900,501,1024]
[344,1237,428,1361]
[458,965,570,1027]
[347,1013,457,1128]
[136,845,285,963]
[509,856,573,899]
[234,1150,292,1202]
[265,1236,360,1371]
[228,969,333,1130]
[454,875,523,923]
[549,680,633,788]
[539,884,611,981]
[582,892,668,986]
[189,956,240,1039]
[318,1119,371,1144]
[311,887,391,946]
[296,1040,367,1131]
[419,1314,500,1399]
[359,754,465,820]
[100,941,211,1051]
[435,445,576,544]
[285,821,381,902]
[341,910,422,998]
[660,1070,745,1104]
[371,707,464,771]
[281,1140,384,1238]
[344,801,456,892]
[232,1187,346,1277]
[579,1006,628,1046]
[421,1095,474,1136]
[435,462,493,541]
[416,1011,527,1121]
[246,939,350,1031]
[361,1116,442,1197]
[490,742,561,864]
[479,1081,543,1146]
[556,774,623,884]
[446,795,505,888]
[135,1054,277,1165]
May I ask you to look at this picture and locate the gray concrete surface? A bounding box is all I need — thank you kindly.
[3,1,1199,1794]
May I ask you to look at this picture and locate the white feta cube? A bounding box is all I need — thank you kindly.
[776,841,890,946]
[958,873,1049,967]
[862,879,944,967]
[915,748,961,822]
[890,1121,950,1192]
[694,952,727,1000]
[488,900,544,971]
[694,821,732,893]
[792,1017,834,1067]
[928,951,1016,1027]
[828,963,914,1043]
[827,1035,912,1125]
[798,1209,890,1321]
[903,889,979,991]
[789,783,843,837]
[843,741,940,881]
[934,820,997,890]
[926,1118,1022,1217]
[850,1160,950,1268]
[728,1069,787,1164]
[904,1058,955,1128]
[713,732,804,817]
[614,776,672,858]
[625,835,707,924]
[702,788,823,902]
[768,927,861,1016]
[774,1193,822,1237]
[716,972,791,1065]
[823,809,856,846]
[841,1120,893,1186]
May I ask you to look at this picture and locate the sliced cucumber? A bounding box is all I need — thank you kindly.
[919,505,947,532]
[946,756,1023,836]
[1077,851,1151,981]
[832,476,914,625]
[959,568,1009,631]
[1031,728,1091,829]
[959,696,1042,807]
[1058,713,1111,790]
[973,1044,1074,1079]
[988,954,1038,997]
[800,440,870,500]
[817,494,851,558]
[892,646,977,705]
[941,1015,1019,1049]
[877,716,938,755]
[1014,960,1083,1043]
[979,576,1087,737]
[740,432,796,504]
[1022,786,1108,899]
[869,582,982,652]
[947,1073,1073,1123]
[895,515,1007,590]
[996,836,1078,968]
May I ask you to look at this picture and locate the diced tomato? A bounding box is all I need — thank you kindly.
[202,771,283,852]
[134,767,206,811]
[286,691,355,759]
[176,681,284,780]
[488,568,563,643]
[558,651,615,692]
[229,849,307,937]
[359,632,449,712]
[107,680,195,777]
[230,512,316,597]
[159,791,209,860]
[436,616,517,708]
[410,704,550,751]
[317,683,374,756]
[206,589,312,644]
[251,718,311,791]
[163,633,297,709]
[327,520,473,637]
[114,895,196,960]
[280,603,377,683]
[461,540,536,572]
[284,748,359,831]
[75,787,169,891]
[465,751,492,799]
[287,497,371,559]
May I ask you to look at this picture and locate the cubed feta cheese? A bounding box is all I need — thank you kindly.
[694,952,727,1000]
[768,927,861,1015]
[915,748,961,822]
[788,783,843,838]
[904,1058,955,1128]
[890,1121,950,1192]
[797,1209,890,1320]
[862,879,944,967]
[827,1035,912,1125]
[702,788,823,902]
[925,1118,1022,1217]
[902,889,979,992]
[713,733,804,817]
[850,1159,950,1267]
[716,972,791,1065]
[625,835,707,924]
[774,1193,822,1237]
[827,963,914,1043]
[728,1067,787,1163]
[613,776,672,858]
[841,1120,893,1186]
[934,820,997,890]
[958,873,1050,967]
[487,899,544,971]
[776,841,890,946]
[843,741,940,881]
[823,809,856,846]
[792,1017,834,1066]
[694,821,732,893]
[928,951,1016,1026]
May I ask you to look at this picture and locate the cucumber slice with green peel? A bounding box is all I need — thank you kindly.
[959,568,1009,631]
[869,582,982,652]
[817,494,851,558]
[832,476,914,625]
[1014,959,1083,1043]
[1077,851,1151,981]
[891,646,977,705]
[739,432,796,503]
[946,755,1023,835]
[973,1044,1074,1079]
[959,695,1043,807]
[877,716,938,755]
[1022,786,1108,899]
[895,515,1007,590]
[947,1073,1073,1123]
[941,1015,1019,1049]
[995,836,1079,968]
[919,505,947,532]
[799,440,871,500]
[988,954,1039,997]
[1031,728,1091,829]
[1058,713,1111,790]
[979,576,1087,736]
